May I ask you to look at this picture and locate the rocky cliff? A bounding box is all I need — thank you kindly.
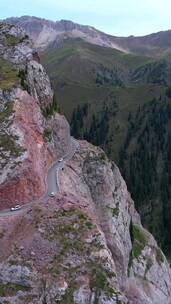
[0,22,171,304]
[0,23,71,208]
[59,141,171,303]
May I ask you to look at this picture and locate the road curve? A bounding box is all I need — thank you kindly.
[0,137,79,217]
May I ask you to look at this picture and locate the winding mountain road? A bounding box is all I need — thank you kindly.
[0,137,79,217]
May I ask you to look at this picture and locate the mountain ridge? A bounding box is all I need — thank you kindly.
[3,15,171,57]
[4,15,171,39]
[3,16,128,53]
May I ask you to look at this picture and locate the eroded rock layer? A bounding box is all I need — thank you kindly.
[0,23,71,207]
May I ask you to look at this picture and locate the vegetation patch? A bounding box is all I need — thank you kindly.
[46,208,96,262]
[45,208,118,302]
[0,102,14,123]
[5,34,29,47]
[5,34,22,46]
[19,294,37,304]
[0,133,25,157]
[71,103,111,151]
[155,247,164,265]
[0,58,19,89]
[144,257,153,277]
[43,128,52,142]
[41,93,60,118]
[18,68,30,93]
[119,97,171,253]
[99,151,108,162]
[49,209,94,256]
[0,283,31,297]
[112,206,119,217]
[56,281,77,304]
[132,224,147,259]
[89,262,118,302]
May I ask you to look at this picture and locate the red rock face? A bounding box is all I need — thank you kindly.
[0,90,53,209]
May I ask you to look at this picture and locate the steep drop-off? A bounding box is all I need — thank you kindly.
[0,23,71,208]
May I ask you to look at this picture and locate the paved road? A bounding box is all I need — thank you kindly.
[0,137,79,217]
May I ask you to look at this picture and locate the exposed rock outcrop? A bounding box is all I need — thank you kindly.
[0,23,71,207]
[26,59,53,108]
[0,196,128,304]
[47,112,72,158]
[0,142,170,303]
[59,141,171,303]
[0,23,33,65]
[0,89,52,208]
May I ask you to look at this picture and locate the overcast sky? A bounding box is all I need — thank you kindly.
[0,0,171,36]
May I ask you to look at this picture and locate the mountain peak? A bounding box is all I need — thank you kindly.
[5,15,171,56]
[3,16,128,52]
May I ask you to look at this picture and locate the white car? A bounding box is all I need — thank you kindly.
[10,205,21,211]
[49,192,55,197]
[58,158,63,162]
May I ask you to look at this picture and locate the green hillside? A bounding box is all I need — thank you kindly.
[42,38,171,254]
[119,96,171,252]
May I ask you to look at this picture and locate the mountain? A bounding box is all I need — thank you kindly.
[5,16,171,255]
[3,16,128,52]
[4,16,171,57]
[0,22,171,304]
[112,30,171,57]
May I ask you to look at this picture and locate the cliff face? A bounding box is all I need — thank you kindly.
[0,89,51,208]
[0,22,171,304]
[0,141,170,304]
[59,141,171,303]
[0,23,71,207]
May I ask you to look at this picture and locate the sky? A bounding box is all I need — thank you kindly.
[0,0,171,37]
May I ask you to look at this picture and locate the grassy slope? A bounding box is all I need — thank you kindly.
[0,58,19,89]
[42,39,165,160]
[42,39,155,81]
[0,57,26,161]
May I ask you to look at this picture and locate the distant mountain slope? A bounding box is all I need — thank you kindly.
[41,38,170,158]
[4,16,171,57]
[3,16,128,52]
[113,30,171,57]
[42,38,156,86]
